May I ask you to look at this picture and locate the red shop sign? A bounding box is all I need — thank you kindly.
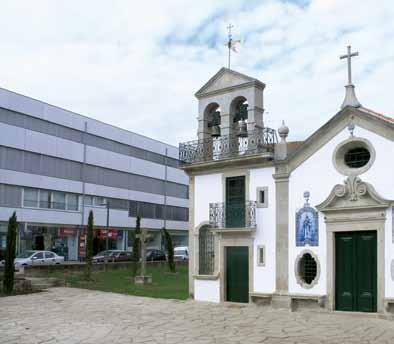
[59,228,77,237]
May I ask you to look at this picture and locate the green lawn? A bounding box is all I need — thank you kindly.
[58,264,189,300]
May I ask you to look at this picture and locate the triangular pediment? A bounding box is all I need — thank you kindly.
[316,176,390,212]
[195,67,264,98]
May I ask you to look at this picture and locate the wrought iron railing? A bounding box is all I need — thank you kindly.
[179,128,277,165]
[209,201,256,229]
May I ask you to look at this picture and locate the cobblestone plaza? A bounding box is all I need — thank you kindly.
[1,288,394,344]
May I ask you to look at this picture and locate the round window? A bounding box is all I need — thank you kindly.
[344,147,371,168]
[298,253,317,285]
[333,137,375,176]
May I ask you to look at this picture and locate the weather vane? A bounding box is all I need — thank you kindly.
[226,24,241,69]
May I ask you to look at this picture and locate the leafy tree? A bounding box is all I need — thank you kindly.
[162,227,175,273]
[132,209,141,276]
[3,212,17,295]
[85,210,94,280]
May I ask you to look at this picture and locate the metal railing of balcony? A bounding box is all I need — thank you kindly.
[209,201,256,229]
[179,128,277,165]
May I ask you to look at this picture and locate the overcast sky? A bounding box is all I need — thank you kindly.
[0,0,393,146]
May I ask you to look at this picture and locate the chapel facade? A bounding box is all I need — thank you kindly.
[179,61,394,313]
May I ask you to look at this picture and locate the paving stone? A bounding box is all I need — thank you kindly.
[1,288,394,343]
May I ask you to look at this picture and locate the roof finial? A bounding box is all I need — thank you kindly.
[340,45,361,109]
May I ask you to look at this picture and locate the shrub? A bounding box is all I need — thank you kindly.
[85,210,94,280]
[3,212,17,295]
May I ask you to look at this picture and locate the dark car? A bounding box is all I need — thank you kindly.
[111,250,133,262]
[146,249,166,262]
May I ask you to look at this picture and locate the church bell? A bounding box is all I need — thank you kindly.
[236,120,248,137]
[211,125,221,138]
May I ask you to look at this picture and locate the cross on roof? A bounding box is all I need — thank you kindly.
[340,45,359,85]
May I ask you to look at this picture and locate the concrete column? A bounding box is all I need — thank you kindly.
[247,106,264,131]
[220,112,231,136]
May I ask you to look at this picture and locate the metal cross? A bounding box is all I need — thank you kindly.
[340,45,359,85]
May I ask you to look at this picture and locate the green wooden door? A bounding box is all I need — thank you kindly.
[225,176,245,228]
[226,246,249,303]
[335,231,377,312]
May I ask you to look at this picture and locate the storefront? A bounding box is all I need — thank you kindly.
[19,225,78,261]
[78,228,126,259]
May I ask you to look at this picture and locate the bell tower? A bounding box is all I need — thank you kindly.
[195,68,265,141]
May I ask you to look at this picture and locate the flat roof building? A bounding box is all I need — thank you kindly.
[0,87,189,260]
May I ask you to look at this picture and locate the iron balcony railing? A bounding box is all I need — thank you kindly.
[209,201,257,229]
[179,128,277,165]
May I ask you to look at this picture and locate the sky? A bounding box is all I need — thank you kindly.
[0,0,393,146]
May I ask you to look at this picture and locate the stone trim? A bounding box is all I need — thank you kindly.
[193,273,220,280]
[274,170,289,293]
[294,250,321,289]
[287,107,394,174]
[221,169,250,208]
[333,136,376,176]
[188,176,195,298]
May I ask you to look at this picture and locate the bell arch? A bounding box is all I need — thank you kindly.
[204,102,221,138]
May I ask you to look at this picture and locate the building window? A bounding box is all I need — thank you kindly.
[257,245,265,266]
[256,187,268,208]
[93,197,107,207]
[39,190,51,209]
[23,188,39,207]
[84,196,93,206]
[52,192,66,210]
[295,250,320,289]
[66,194,79,211]
[199,226,215,275]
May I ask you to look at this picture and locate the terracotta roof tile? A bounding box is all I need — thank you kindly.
[360,107,394,123]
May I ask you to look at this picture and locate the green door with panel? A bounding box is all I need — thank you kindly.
[225,176,245,228]
[335,231,377,312]
[226,246,249,303]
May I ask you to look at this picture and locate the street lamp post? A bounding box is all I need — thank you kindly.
[105,201,110,251]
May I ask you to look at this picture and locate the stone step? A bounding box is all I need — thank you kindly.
[271,294,291,310]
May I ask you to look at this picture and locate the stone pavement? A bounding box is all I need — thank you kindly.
[1,288,394,344]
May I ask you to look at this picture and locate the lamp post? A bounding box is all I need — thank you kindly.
[100,201,110,250]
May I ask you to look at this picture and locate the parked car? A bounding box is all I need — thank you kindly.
[111,250,133,262]
[92,250,119,263]
[14,250,64,269]
[174,246,189,261]
[146,249,166,262]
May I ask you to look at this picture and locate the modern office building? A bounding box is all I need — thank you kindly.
[0,87,189,261]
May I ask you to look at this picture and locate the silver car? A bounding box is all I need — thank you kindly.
[14,250,64,269]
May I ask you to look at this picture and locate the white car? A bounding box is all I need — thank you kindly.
[14,250,64,269]
[174,246,189,261]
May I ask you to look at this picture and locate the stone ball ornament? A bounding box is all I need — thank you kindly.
[278,120,289,139]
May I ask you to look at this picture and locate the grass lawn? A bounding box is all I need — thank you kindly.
[57,264,188,300]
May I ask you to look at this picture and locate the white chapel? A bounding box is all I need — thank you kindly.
[179,47,394,314]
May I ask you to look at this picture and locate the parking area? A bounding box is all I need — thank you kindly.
[1,288,394,344]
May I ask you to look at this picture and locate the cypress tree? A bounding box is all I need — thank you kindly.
[132,209,141,276]
[3,212,17,295]
[85,210,94,280]
[162,227,175,273]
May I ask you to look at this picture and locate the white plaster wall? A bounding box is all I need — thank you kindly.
[249,167,276,293]
[289,126,394,296]
[194,174,222,226]
[194,279,220,303]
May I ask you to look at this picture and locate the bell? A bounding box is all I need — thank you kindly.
[211,125,221,138]
[237,120,248,138]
